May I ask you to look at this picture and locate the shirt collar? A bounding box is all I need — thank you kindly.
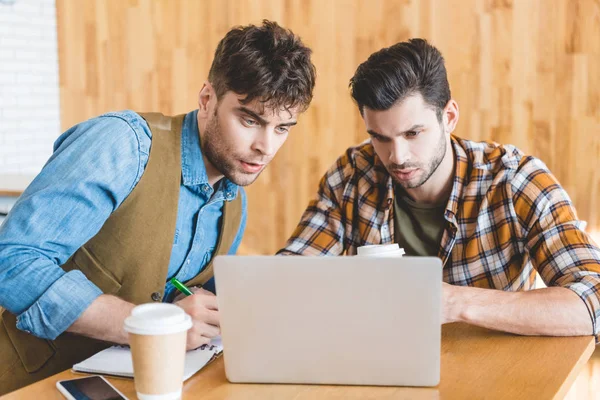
[444,136,468,224]
[373,155,395,211]
[180,110,239,200]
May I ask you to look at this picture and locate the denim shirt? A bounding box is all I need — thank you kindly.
[0,110,247,340]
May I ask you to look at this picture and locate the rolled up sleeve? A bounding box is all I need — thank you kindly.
[514,158,600,341]
[16,270,103,339]
[0,111,151,339]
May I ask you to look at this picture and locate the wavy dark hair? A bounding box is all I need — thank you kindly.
[208,20,316,113]
[349,38,450,121]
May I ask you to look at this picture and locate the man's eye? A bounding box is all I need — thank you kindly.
[244,118,257,126]
[405,131,419,138]
[276,126,289,134]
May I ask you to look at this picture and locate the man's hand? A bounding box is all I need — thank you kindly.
[174,287,220,350]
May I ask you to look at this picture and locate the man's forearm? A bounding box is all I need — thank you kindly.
[446,285,593,337]
[66,294,135,344]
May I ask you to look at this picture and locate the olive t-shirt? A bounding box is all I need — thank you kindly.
[393,186,447,257]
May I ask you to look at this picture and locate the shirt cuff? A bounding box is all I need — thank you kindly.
[16,270,103,340]
[563,278,600,343]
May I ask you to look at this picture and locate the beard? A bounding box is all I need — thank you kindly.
[202,115,266,187]
[388,127,447,189]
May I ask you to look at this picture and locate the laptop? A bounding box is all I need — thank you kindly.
[213,255,442,387]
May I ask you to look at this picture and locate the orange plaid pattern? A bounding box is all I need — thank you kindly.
[279,136,600,339]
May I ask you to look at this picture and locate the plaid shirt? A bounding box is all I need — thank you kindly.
[278,136,600,339]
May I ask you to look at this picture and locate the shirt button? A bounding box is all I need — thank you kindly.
[202,185,210,192]
[187,260,190,264]
[151,292,162,302]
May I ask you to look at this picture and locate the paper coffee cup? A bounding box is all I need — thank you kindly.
[124,303,192,400]
[356,243,405,257]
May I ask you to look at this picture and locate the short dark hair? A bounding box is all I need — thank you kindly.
[349,38,450,120]
[209,20,316,113]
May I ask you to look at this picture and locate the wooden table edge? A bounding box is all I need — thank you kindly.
[554,336,596,399]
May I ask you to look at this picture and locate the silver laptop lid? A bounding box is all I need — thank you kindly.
[214,256,442,387]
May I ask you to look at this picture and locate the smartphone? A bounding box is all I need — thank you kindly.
[56,375,128,400]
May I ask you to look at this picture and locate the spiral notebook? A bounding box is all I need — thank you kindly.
[72,337,223,381]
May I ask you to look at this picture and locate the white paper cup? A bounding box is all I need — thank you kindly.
[124,303,192,400]
[356,243,405,257]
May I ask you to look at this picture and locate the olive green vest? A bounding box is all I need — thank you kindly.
[0,113,242,394]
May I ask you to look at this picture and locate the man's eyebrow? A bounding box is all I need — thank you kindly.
[401,124,425,134]
[278,121,297,127]
[367,124,425,137]
[236,106,297,127]
[236,107,268,125]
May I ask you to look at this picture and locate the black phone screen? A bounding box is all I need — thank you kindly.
[59,376,126,400]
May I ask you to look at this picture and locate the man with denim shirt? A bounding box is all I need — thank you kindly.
[279,39,600,342]
[0,20,316,393]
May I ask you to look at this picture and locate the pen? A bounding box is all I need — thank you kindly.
[170,277,194,296]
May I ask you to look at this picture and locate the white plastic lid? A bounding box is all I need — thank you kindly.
[124,303,192,336]
[356,244,406,257]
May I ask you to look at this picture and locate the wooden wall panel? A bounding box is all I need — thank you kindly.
[56,0,600,254]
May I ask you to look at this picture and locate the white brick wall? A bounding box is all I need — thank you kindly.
[0,0,60,175]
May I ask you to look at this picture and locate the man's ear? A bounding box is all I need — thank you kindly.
[443,99,459,135]
[198,82,214,118]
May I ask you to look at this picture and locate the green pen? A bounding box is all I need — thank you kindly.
[170,277,194,296]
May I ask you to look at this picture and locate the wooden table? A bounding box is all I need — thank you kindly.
[3,323,594,400]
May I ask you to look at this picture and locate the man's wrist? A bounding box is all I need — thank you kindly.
[446,284,469,324]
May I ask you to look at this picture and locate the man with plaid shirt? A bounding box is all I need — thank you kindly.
[278,39,600,340]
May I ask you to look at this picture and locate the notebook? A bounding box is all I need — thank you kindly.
[72,337,223,381]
